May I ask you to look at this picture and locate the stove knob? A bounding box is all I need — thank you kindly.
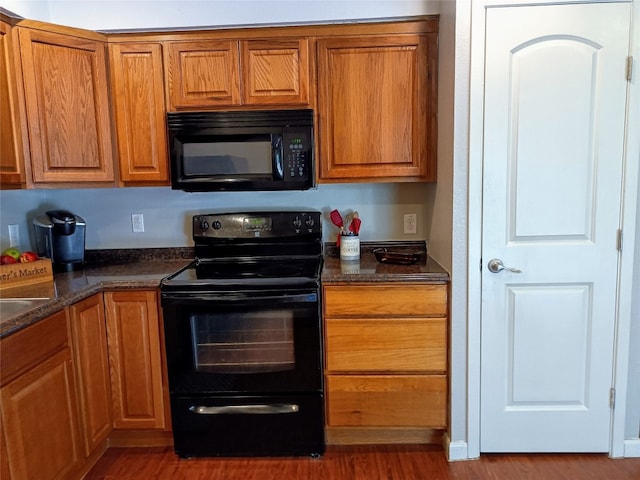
[200,220,209,231]
[305,216,315,227]
[212,220,222,230]
[293,217,302,228]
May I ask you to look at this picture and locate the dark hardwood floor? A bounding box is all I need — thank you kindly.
[85,445,640,480]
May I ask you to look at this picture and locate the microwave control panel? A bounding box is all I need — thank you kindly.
[283,130,311,181]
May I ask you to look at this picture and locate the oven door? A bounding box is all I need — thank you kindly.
[161,288,322,395]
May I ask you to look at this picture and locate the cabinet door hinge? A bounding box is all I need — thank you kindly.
[617,229,623,252]
[626,56,633,82]
[610,387,616,408]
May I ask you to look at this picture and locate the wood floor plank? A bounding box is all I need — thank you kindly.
[85,445,640,480]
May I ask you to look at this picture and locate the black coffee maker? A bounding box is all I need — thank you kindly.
[33,210,86,272]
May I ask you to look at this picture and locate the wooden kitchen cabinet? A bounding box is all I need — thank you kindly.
[0,310,84,480]
[17,24,115,185]
[241,38,310,106]
[0,18,28,188]
[69,294,112,458]
[317,30,438,182]
[166,37,310,110]
[104,290,167,430]
[323,283,448,444]
[109,42,169,185]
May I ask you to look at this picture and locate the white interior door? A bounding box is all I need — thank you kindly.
[480,3,630,452]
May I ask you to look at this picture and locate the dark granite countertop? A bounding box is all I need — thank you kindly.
[0,248,192,339]
[322,241,449,283]
[1,243,449,339]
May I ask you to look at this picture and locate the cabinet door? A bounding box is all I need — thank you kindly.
[241,38,310,106]
[1,348,83,480]
[110,42,169,185]
[0,20,27,187]
[105,290,166,430]
[166,40,240,110]
[18,27,114,184]
[69,294,112,457]
[317,34,437,181]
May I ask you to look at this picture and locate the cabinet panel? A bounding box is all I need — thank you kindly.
[1,348,83,480]
[0,309,68,387]
[167,40,240,109]
[18,27,114,184]
[325,317,446,373]
[0,20,27,187]
[323,282,448,437]
[324,284,447,317]
[326,375,447,427]
[242,38,309,105]
[110,42,169,184]
[105,290,166,430]
[317,33,437,181]
[69,294,112,457]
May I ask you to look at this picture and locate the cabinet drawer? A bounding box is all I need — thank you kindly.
[323,284,447,317]
[0,309,69,386]
[325,318,446,373]
[326,375,446,427]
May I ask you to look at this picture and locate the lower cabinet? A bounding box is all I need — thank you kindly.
[104,290,167,430]
[69,294,112,457]
[0,310,84,480]
[0,289,170,479]
[323,283,448,444]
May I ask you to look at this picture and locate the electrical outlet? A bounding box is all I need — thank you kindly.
[8,224,20,246]
[403,213,417,234]
[131,214,144,233]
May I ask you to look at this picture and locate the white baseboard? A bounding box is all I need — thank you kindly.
[624,439,640,457]
[443,433,474,461]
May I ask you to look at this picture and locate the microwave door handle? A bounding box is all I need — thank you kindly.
[273,134,284,179]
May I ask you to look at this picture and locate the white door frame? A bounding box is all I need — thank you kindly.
[461,0,640,459]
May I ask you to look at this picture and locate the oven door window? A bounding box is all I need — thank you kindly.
[191,310,295,374]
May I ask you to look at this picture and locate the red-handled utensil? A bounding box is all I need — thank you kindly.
[330,209,344,246]
[330,209,344,230]
[349,211,361,235]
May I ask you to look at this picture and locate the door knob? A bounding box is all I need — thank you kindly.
[487,258,522,274]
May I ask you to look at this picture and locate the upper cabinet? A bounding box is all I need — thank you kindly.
[0,19,28,188]
[166,38,310,110]
[17,25,115,185]
[109,42,169,185]
[317,28,438,182]
[1,15,438,190]
[241,39,310,106]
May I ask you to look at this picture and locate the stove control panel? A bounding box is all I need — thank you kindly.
[193,212,321,239]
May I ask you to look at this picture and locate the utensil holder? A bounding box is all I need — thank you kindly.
[340,235,360,260]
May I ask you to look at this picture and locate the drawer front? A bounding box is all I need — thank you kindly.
[326,374,447,428]
[1,309,69,386]
[325,318,446,373]
[323,284,447,317]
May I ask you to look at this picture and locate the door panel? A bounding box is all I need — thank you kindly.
[510,38,600,241]
[480,3,630,452]
[507,284,591,405]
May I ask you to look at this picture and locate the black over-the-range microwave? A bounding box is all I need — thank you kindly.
[167,109,315,192]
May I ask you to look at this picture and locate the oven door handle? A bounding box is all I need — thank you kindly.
[189,404,299,415]
[162,292,317,304]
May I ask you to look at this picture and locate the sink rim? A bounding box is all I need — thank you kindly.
[0,297,52,321]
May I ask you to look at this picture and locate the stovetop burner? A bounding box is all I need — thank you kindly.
[163,257,322,288]
[195,259,314,279]
[161,211,323,291]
